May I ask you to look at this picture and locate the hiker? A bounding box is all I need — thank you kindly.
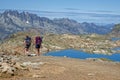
[24,35,31,55]
[35,36,42,56]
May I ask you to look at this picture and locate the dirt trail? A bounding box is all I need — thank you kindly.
[1,56,120,80]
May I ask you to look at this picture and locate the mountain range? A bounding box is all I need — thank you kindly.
[0,10,115,40]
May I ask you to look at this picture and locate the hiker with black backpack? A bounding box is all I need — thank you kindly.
[24,35,31,55]
[35,36,42,56]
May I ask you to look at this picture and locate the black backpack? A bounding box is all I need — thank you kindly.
[25,37,31,45]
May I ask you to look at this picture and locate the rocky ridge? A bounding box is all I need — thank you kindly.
[0,30,119,55]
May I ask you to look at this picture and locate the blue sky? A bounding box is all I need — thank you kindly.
[0,0,120,24]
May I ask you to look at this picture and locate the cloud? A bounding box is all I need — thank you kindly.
[94,10,115,13]
[64,8,80,11]
[0,9,120,24]
[30,10,120,24]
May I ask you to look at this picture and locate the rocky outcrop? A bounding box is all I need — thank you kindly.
[0,53,28,77]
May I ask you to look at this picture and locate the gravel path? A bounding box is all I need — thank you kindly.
[0,56,120,80]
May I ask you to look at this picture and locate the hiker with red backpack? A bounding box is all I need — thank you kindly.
[35,36,42,56]
[24,35,31,55]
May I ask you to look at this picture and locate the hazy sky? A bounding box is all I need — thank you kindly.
[0,0,120,24]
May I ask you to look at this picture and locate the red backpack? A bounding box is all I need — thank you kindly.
[35,36,42,45]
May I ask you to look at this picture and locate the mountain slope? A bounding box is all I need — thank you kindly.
[110,24,120,37]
